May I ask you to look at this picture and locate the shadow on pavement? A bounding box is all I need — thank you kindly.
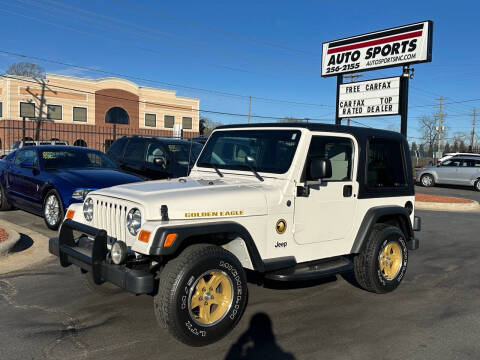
[9,233,33,253]
[225,312,294,360]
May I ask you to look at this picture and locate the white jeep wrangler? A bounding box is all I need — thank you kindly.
[50,123,421,346]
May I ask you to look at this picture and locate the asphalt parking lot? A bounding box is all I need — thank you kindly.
[0,186,479,360]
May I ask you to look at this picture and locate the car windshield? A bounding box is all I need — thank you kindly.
[196,129,301,174]
[40,149,117,170]
[167,142,203,166]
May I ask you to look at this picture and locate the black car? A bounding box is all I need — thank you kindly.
[106,136,203,180]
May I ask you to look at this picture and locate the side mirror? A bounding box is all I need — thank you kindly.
[153,157,167,169]
[309,158,332,181]
[19,160,35,169]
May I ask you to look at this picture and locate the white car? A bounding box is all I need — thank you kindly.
[49,124,421,346]
[438,152,480,164]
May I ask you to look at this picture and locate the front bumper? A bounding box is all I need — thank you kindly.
[49,219,154,295]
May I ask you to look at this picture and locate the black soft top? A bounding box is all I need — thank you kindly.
[215,122,406,143]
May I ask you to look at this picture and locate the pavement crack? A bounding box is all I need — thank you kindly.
[0,279,89,359]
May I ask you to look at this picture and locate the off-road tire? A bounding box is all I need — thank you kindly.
[154,244,248,346]
[420,174,435,187]
[43,189,64,230]
[80,271,123,296]
[474,179,480,192]
[0,182,12,211]
[354,224,408,294]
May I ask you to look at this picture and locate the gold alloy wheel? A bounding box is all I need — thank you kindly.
[189,271,233,326]
[379,241,403,280]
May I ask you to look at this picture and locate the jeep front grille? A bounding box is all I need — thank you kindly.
[94,200,128,241]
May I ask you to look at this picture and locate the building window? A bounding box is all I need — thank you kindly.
[47,105,62,120]
[20,102,35,118]
[145,113,156,127]
[73,107,87,122]
[182,117,193,129]
[74,139,87,147]
[0,102,2,117]
[106,107,129,124]
[164,115,174,128]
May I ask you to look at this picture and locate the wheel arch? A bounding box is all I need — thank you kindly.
[351,206,413,254]
[149,221,265,272]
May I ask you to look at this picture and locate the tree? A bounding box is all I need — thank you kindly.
[411,142,417,152]
[6,62,45,78]
[199,118,206,136]
[200,117,223,136]
[419,144,425,156]
[418,116,439,157]
[444,142,451,153]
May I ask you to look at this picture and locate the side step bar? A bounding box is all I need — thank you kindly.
[264,257,353,282]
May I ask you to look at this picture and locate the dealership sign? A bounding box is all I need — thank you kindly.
[338,77,400,118]
[322,21,433,77]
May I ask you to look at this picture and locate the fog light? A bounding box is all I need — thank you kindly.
[111,240,128,265]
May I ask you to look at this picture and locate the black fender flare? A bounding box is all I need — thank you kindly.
[149,221,267,272]
[350,206,413,254]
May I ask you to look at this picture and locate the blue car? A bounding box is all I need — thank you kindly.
[0,146,143,229]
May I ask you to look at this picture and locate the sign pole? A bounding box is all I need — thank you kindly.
[22,116,26,142]
[335,74,343,125]
[400,65,410,136]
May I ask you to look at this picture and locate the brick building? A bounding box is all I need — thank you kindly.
[0,73,200,151]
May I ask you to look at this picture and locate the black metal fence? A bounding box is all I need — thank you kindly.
[0,119,198,154]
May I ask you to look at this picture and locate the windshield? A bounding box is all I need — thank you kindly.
[168,142,203,166]
[197,129,301,174]
[40,149,117,170]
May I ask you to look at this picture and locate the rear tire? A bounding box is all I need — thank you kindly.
[0,183,12,211]
[43,189,64,230]
[154,244,248,346]
[354,224,408,294]
[421,174,435,187]
[474,179,480,192]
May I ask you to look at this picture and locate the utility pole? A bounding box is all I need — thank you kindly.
[470,108,476,152]
[435,97,447,160]
[248,96,252,124]
[343,74,363,126]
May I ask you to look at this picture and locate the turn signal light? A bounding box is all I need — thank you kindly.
[66,209,75,219]
[164,233,178,247]
[138,230,151,243]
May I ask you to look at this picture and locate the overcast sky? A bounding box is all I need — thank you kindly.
[1,0,478,142]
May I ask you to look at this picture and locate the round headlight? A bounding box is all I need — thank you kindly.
[111,240,128,265]
[83,198,94,222]
[126,208,142,236]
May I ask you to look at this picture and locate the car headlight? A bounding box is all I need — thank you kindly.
[126,208,142,236]
[111,241,128,265]
[73,189,94,200]
[83,198,94,222]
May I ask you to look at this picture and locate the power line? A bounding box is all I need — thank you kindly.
[0,50,335,109]
[0,74,335,123]
[110,0,320,56]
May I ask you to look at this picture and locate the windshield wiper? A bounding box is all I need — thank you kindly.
[238,164,264,182]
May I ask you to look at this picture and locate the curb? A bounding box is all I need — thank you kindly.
[0,228,21,256]
[416,200,480,212]
[0,218,52,274]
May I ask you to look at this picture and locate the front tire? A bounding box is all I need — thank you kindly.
[354,224,408,294]
[421,174,435,187]
[43,189,64,230]
[154,244,248,346]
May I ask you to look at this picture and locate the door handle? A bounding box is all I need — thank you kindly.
[343,185,353,197]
